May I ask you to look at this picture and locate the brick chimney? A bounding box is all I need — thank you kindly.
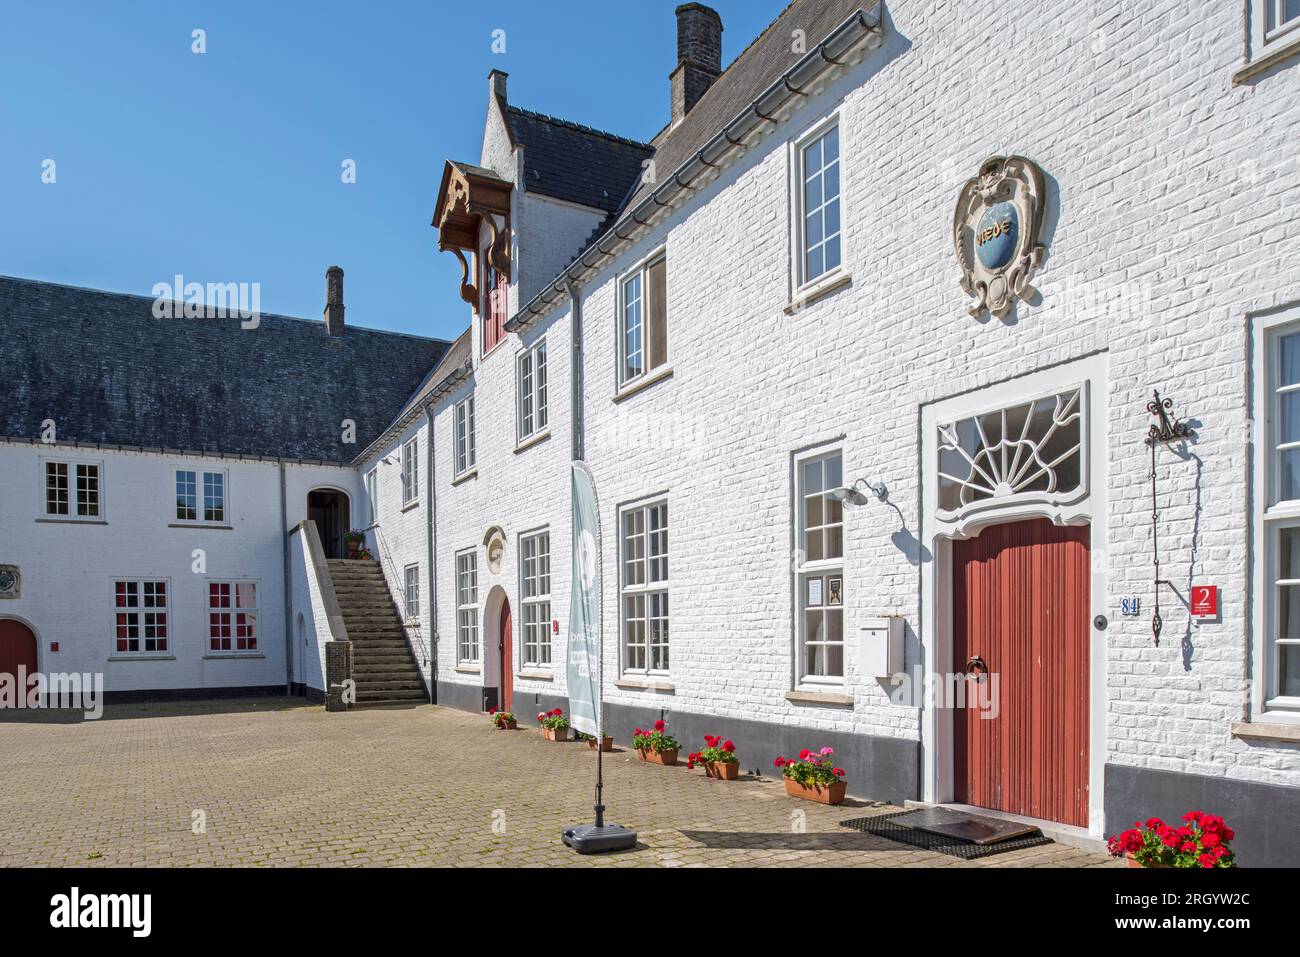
[324,265,344,337]
[489,68,508,104]
[670,3,723,126]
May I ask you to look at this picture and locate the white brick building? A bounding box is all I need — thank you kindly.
[3,1,1299,865]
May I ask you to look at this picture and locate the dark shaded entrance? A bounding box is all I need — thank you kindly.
[0,619,38,696]
[308,489,350,559]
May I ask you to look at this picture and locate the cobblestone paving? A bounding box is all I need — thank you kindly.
[0,700,1117,867]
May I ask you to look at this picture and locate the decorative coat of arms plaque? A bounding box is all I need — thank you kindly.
[952,155,1047,318]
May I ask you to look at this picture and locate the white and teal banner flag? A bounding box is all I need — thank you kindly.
[566,461,602,738]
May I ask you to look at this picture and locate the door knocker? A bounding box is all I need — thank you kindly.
[965,654,988,681]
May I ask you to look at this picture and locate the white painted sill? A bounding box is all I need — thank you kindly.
[613,365,674,404]
[108,655,175,662]
[516,670,554,682]
[784,270,852,315]
[36,517,107,526]
[1234,33,1300,83]
[785,688,854,707]
[514,429,551,455]
[454,664,481,675]
[400,498,419,513]
[203,653,266,660]
[451,467,478,487]
[168,522,233,530]
[614,675,675,692]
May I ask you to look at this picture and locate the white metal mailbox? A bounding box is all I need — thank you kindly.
[859,616,904,679]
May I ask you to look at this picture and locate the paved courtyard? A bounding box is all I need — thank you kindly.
[0,700,1114,867]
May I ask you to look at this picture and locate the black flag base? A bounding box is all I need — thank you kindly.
[561,822,638,854]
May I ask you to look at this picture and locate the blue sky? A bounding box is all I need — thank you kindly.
[1,0,789,341]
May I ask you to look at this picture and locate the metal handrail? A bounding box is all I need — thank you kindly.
[367,521,434,702]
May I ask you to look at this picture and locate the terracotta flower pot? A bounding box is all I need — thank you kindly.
[495,719,517,730]
[638,747,678,766]
[587,735,613,752]
[1125,853,1169,869]
[784,777,846,805]
[542,727,571,742]
[710,761,739,780]
[346,539,361,559]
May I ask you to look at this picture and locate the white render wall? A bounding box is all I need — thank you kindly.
[0,440,359,694]
[558,0,1300,791]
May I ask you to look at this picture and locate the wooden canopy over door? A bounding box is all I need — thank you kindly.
[952,518,1091,827]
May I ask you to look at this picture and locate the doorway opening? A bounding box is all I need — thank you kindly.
[308,488,351,559]
[0,618,38,697]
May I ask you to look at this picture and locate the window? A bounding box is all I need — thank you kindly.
[620,501,668,673]
[1248,0,1300,70]
[113,579,168,655]
[1263,324,1300,713]
[521,530,552,667]
[796,451,844,682]
[454,397,476,477]
[797,122,842,287]
[618,252,667,388]
[209,581,258,653]
[175,469,225,523]
[401,437,419,506]
[518,339,549,442]
[482,257,508,355]
[45,460,100,518]
[457,550,479,663]
[403,564,420,622]
[364,468,378,524]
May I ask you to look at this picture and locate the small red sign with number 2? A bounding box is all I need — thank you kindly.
[1191,585,1218,618]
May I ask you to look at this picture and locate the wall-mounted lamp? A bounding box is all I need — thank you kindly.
[829,478,888,506]
[380,455,398,466]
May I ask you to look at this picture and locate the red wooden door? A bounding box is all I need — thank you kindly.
[499,601,513,712]
[0,619,38,696]
[952,519,1091,827]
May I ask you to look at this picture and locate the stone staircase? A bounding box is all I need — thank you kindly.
[326,559,428,709]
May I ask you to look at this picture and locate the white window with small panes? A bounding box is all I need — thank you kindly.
[620,500,669,674]
[520,529,551,667]
[795,449,845,684]
[518,338,549,443]
[456,549,479,664]
[454,397,476,478]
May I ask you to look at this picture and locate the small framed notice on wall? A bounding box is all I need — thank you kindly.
[1191,585,1218,619]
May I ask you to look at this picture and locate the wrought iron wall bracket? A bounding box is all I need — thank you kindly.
[1144,391,1194,646]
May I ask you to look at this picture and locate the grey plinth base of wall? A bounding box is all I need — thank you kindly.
[1105,763,1300,868]
[324,641,352,712]
[440,684,920,807]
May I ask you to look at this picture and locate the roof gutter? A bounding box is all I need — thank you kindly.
[350,362,473,468]
[505,3,884,334]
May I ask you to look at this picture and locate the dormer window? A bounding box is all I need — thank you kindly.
[433,160,512,349]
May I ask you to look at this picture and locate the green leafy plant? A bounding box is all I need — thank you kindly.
[487,707,515,729]
[354,547,374,560]
[774,747,845,788]
[632,719,680,754]
[687,734,737,769]
[344,529,366,542]
[537,708,569,731]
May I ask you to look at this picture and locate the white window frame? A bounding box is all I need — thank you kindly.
[517,338,549,443]
[790,113,846,298]
[619,498,669,676]
[1250,0,1300,68]
[111,577,171,657]
[173,467,228,525]
[616,248,668,390]
[403,563,421,623]
[519,528,552,668]
[41,457,103,521]
[206,579,260,656]
[364,467,378,525]
[401,436,419,507]
[794,446,846,686]
[456,548,480,664]
[454,396,477,478]
[1253,304,1300,720]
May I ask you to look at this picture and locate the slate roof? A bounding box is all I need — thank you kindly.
[618,0,868,214]
[505,106,653,215]
[0,276,448,463]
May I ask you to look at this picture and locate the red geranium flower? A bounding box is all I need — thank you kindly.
[1198,853,1216,868]
[723,740,735,752]
[774,757,786,768]
[654,719,665,732]
[833,767,845,777]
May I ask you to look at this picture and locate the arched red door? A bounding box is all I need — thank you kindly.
[0,619,38,695]
[499,600,513,712]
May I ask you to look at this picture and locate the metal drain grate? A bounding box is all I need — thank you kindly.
[839,810,1054,860]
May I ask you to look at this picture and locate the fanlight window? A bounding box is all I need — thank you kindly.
[937,388,1083,514]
